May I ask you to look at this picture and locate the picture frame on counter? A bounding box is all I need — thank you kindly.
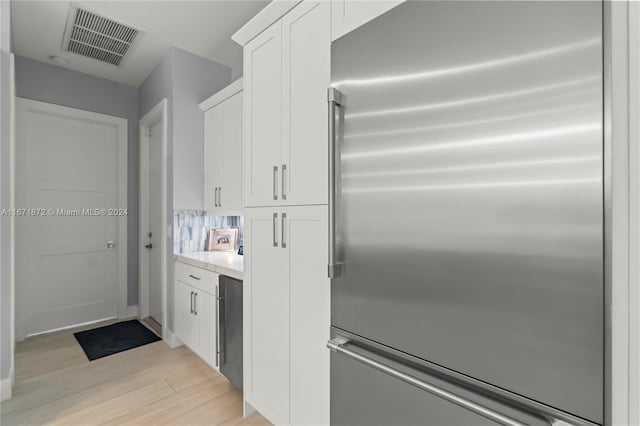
[208,228,238,252]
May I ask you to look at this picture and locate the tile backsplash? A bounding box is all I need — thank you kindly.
[174,210,243,254]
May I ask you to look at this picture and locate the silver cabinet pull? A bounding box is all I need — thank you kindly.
[215,285,220,367]
[327,339,527,426]
[188,274,201,280]
[218,187,222,207]
[273,166,279,201]
[281,164,287,200]
[273,212,278,247]
[190,291,194,314]
[281,212,287,249]
[217,283,225,366]
[328,88,345,278]
[214,187,218,207]
[194,292,198,315]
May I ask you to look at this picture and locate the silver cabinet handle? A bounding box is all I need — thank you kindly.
[281,212,287,249]
[188,274,201,280]
[214,187,218,207]
[273,166,279,201]
[194,292,198,315]
[218,187,222,207]
[328,88,344,278]
[273,212,278,247]
[215,285,220,367]
[190,291,194,314]
[281,164,287,200]
[327,339,527,426]
[217,283,225,366]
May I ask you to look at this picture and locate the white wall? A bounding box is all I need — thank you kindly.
[0,0,13,398]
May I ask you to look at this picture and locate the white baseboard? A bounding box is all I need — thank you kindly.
[163,328,183,348]
[243,400,257,417]
[121,305,139,319]
[1,376,12,401]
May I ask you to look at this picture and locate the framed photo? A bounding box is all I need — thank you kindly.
[208,228,238,252]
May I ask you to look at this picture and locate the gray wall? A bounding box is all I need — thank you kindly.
[139,47,230,331]
[14,56,141,306]
[173,47,231,209]
[1,0,12,386]
[231,61,243,81]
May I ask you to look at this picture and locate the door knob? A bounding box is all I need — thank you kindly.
[145,243,153,249]
[107,241,115,249]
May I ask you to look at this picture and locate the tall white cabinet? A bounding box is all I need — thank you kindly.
[234,1,331,425]
[330,0,405,40]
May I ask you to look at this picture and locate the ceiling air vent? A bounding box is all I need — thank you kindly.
[62,6,140,67]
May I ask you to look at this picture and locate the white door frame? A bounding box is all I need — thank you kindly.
[139,99,168,340]
[14,98,128,340]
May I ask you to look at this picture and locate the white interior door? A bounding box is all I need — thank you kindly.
[16,99,126,336]
[148,121,163,325]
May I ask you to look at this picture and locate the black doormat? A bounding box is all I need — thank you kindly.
[74,320,161,361]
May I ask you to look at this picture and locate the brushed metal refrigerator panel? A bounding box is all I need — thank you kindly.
[331,1,603,423]
[330,344,550,426]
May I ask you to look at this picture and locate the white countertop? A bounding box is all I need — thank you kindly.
[174,251,244,280]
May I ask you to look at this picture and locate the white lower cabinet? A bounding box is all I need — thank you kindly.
[244,205,329,425]
[174,262,219,369]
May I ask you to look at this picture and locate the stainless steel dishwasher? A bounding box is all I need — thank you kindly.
[218,275,243,391]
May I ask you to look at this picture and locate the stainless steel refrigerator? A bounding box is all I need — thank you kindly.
[328,2,604,425]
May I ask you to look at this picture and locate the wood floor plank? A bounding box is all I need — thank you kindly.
[165,388,244,426]
[49,380,175,425]
[0,321,271,426]
[103,376,235,426]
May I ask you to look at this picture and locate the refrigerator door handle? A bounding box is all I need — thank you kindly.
[327,338,530,426]
[328,87,345,278]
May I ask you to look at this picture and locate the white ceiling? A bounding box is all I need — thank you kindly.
[11,0,269,86]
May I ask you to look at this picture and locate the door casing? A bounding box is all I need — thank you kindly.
[138,99,168,340]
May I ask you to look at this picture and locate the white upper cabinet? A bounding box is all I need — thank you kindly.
[282,1,330,206]
[201,80,243,215]
[244,0,330,207]
[330,0,405,41]
[244,22,284,208]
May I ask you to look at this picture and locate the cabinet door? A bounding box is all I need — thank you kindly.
[330,0,405,41]
[204,106,223,213]
[244,22,283,208]
[285,205,330,425]
[282,1,330,206]
[244,207,289,424]
[195,289,218,369]
[219,92,243,214]
[175,280,197,350]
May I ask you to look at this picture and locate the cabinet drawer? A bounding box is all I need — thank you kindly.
[175,261,218,294]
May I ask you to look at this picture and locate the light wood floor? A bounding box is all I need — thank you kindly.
[0,319,270,426]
